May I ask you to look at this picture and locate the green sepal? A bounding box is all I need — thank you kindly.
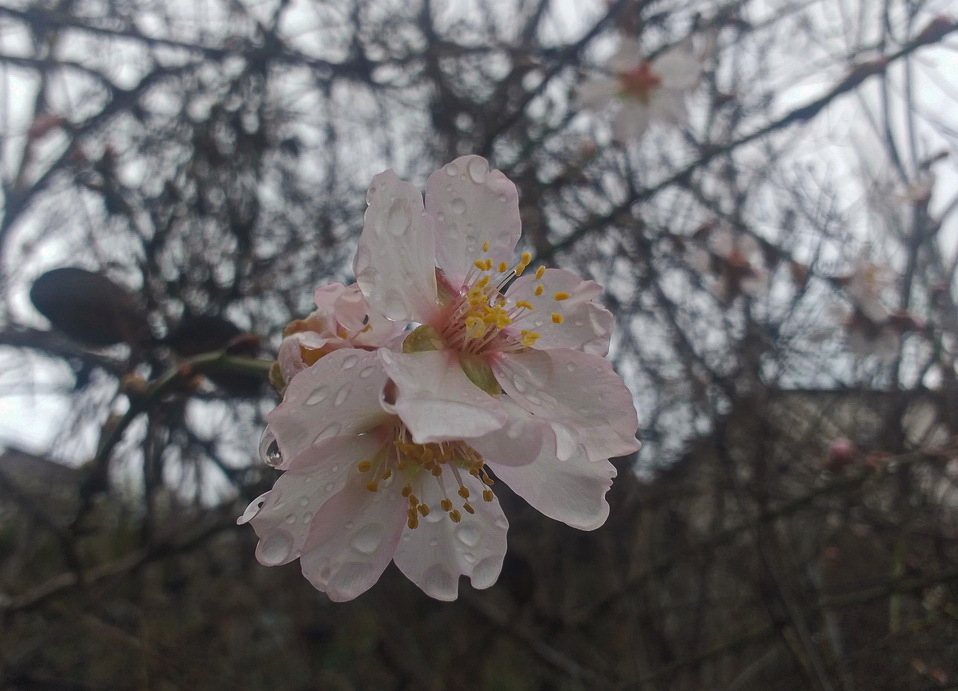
[459,353,501,396]
[403,324,445,353]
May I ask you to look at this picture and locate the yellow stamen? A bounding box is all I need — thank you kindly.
[534,284,544,296]
[482,240,490,252]
[465,315,487,339]
[418,504,429,516]
[515,300,534,311]
[473,259,487,271]
[482,489,494,502]
[498,261,508,273]
[463,502,476,514]
[553,291,570,301]
[366,481,378,492]
[401,485,413,497]
[520,330,541,346]
[551,312,564,324]
[458,486,470,499]
[534,266,546,280]
[408,516,419,529]
[449,510,462,523]
[357,460,372,472]
[440,499,453,512]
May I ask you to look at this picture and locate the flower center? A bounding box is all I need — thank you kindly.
[618,61,661,103]
[356,424,496,529]
[434,242,568,355]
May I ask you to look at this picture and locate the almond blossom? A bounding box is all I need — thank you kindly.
[685,224,769,301]
[577,39,702,141]
[238,156,641,602]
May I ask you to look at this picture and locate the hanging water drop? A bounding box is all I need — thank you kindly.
[258,428,283,467]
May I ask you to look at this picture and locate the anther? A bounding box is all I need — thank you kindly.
[449,510,462,523]
[534,284,544,296]
[440,499,453,512]
[551,312,564,324]
[418,504,430,516]
[408,516,419,529]
[482,489,494,502]
[534,266,546,279]
[458,486,470,499]
[357,460,372,472]
[553,291,570,301]
[482,241,490,252]
[463,502,476,514]
[498,261,508,273]
[515,300,534,311]
[401,485,413,497]
[366,481,379,492]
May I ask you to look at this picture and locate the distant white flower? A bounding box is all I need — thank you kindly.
[577,39,702,141]
[686,225,769,300]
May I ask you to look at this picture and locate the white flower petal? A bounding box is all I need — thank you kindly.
[299,471,407,602]
[468,397,553,467]
[424,156,521,287]
[354,169,439,323]
[606,39,644,72]
[652,48,702,90]
[250,434,385,566]
[506,268,614,355]
[379,349,509,443]
[493,348,641,462]
[612,102,651,142]
[393,472,507,601]
[237,491,271,525]
[491,446,617,531]
[576,77,620,110]
[268,348,391,463]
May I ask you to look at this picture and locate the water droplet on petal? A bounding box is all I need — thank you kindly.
[498,194,507,203]
[259,531,294,566]
[302,512,313,524]
[457,523,480,547]
[334,383,351,406]
[285,514,296,524]
[258,428,283,467]
[429,536,440,546]
[305,385,330,405]
[437,212,446,222]
[299,497,309,506]
[471,556,502,588]
[342,354,359,370]
[359,365,376,379]
[566,362,577,372]
[446,163,459,176]
[451,197,466,215]
[467,157,488,183]
[494,517,508,530]
[344,520,355,530]
[506,421,524,439]
[351,523,384,555]
[324,482,335,492]
[385,198,412,236]
[313,422,342,444]
[511,375,527,393]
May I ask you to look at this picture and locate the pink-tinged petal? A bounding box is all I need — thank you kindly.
[424,156,521,287]
[612,102,651,142]
[298,471,407,602]
[250,434,385,566]
[354,169,439,323]
[393,472,507,600]
[506,268,614,356]
[468,397,553,467]
[312,282,367,331]
[379,349,509,443]
[277,330,336,384]
[493,348,641,462]
[576,77,620,109]
[268,348,391,463]
[490,447,617,531]
[653,48,702,90]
